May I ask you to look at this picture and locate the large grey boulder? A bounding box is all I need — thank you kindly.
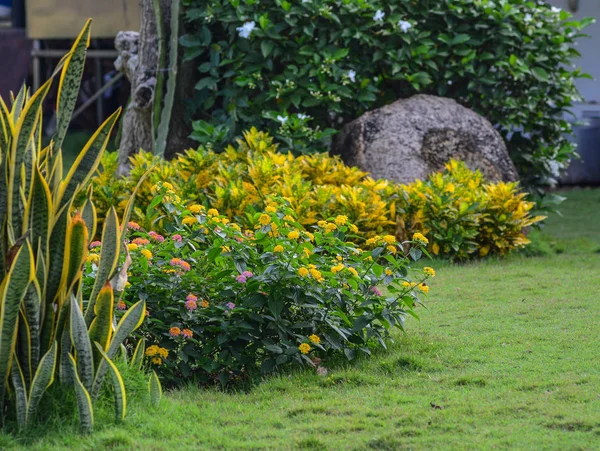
[331,94,518,184]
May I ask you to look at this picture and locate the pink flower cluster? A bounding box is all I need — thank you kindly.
[185,294,198,311]
[172,234,183,243]
[89,241,102,249]
[235,270,254,284]
[148,231,165,243]
[170,258,191,272]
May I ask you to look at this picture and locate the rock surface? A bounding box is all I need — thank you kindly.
[331,95,518,184]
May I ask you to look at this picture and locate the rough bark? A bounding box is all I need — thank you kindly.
[115,0,195,175]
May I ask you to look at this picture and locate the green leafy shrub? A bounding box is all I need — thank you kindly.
[93,130,544,260]
[91,187,433,386]
[0,21,149,434]
[180,0,591,189]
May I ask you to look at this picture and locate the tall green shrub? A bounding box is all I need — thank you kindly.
[0,21,146,433]
[180,0,591,190]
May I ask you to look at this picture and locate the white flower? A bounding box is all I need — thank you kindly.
[347,70,357,83]
[236,21,256,39]
[524,13,532,23]
[373,10,385,22]
[276,115,288,124]
[398,20,412,32]
[447,80,453,85]
[297,113,309,120]
[551,6,561,14]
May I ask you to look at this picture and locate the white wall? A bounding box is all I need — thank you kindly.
[547,0,600,119]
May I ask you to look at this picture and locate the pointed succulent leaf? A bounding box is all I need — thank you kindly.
[10,356,27,427]
[130,339,145,370]
[65,212,89,294]
[149,370,162,406]
[91,300,145,399]
[44,201,71,307]
[0,242,34,412]
[66,353,94,434]
[27,165,52,262]
[21,279,42,378]
[70,295,94,392]
[88,282,113,367]
[7,79,52,239]
[54,19,92,152]
[26,341,57,423]
[85,207,120,323]
[80,196,97,243]
[16,310,32,386]
[58,109,120,208]
[94,342,126,421]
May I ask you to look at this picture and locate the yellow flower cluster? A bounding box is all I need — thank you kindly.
[423,267,435,277]
[331,263,345,274]
[298,343,311,354]
[309,334,321,344]
[141,249,153,260]
[146,345,169,365]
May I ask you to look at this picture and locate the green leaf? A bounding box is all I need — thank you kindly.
[149,371,162,406]
[130,339,145,370]
[80,195,97,243]
[7,79,52,238]
[67,353,94,434]
[70,295,94,392]
[451,34,470,45]
[86,208,120,323]
[0,242,34,412]
[88,283,114,367]
[94,342,127,421]
[10,356,27,427]
[261,41,274,58]
[54,19,91,152]
[44,201,71,307]
[27,165,52,259]
[58,109,121,208]
[532,67,549,81]
[91,300,145,399]
[27,341,57,424]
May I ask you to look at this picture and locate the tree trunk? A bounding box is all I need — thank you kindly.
[115,0,195,175]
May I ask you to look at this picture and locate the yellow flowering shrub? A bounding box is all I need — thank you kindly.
[400,160,545,260]
[91,130,543,260]
[92,128,396,237]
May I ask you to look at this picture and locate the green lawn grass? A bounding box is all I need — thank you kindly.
[2,190,599,450]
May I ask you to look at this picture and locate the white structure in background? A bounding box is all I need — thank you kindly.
[547,0,600,183]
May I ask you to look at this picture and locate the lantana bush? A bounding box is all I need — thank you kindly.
[84,186,433,386]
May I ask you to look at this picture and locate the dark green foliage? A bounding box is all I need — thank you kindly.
[180,0,591,191]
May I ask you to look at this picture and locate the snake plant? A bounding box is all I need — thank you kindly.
[0,20,146,433]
